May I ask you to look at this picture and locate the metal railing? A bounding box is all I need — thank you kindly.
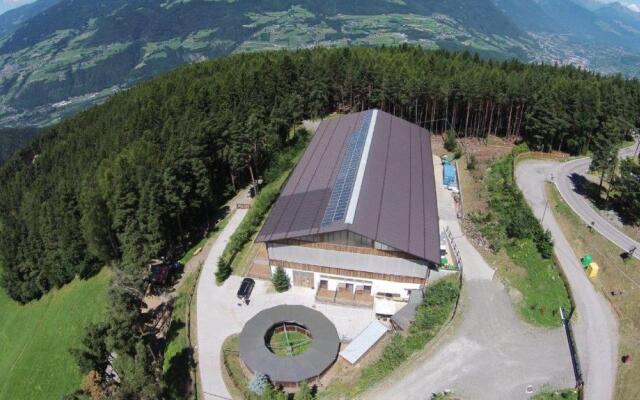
[560,306,584,394]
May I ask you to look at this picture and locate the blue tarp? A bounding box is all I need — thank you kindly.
[443,163,457,187]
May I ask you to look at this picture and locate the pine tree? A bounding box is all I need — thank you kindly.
[271,267,290,292]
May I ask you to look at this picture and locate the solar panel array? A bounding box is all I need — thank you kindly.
[321,110,373,226]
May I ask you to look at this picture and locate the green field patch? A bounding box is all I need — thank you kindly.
[268,330,312,356]
[0,268,110,400]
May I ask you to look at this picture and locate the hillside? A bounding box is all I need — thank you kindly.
[0,0,534,127]
[1,46,639,302]
[0,127,40,165]
[0,268,109,400]
[494,0,640,73]
[0,46,638,398]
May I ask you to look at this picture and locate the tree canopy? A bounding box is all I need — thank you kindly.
[1,46,639,303]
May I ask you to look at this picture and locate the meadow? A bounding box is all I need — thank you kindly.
[0,268,110,400]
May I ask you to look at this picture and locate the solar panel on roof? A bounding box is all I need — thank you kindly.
[321,110,373,226]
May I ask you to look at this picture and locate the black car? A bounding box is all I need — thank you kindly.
[237,278,255,302]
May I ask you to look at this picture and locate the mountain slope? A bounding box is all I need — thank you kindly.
[0,0,534,127]
[0,0,61,38]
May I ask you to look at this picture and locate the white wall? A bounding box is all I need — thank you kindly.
[270,266,422,300]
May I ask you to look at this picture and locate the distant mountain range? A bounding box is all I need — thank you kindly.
[0,0,639,127]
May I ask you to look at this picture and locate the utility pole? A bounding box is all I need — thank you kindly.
[541,199,549,223]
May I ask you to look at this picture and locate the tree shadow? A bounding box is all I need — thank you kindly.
[568,173,608,209]
[165,319,185,345]
[164,347,195,399]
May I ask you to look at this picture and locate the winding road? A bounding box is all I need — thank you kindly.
[554,143,640,260]
[516,160,619,400]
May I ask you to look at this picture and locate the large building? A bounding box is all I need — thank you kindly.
[256,109,440,312]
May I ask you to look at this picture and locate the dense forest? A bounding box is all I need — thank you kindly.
[2,46,640,303]
[0,127,41,165]
[1,45,639,398]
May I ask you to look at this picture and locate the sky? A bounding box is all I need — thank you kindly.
[0,0,35,15]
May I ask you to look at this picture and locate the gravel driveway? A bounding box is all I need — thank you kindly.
[367,158,574,400]
[516,160,619,400]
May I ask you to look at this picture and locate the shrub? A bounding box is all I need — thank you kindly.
[248,372,270,396]
[467,154,477,170]
[453,147,463,160]
[271,267,290,292]
[354,278,459,394]
[294,382,315,400]
[444,129,458,152]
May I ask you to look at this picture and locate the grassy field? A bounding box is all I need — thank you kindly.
[547,183,640,400]
[532,388,579,399]
[0,268,110,400]
[268,331,311,356]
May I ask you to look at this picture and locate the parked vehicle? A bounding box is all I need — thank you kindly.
[237,278,255,302]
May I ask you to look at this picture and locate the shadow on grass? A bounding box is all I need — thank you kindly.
[164,347,195,399]
[165,319,185,345]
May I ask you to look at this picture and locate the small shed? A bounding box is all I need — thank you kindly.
[391,289,424,331]
[339,320,388,364]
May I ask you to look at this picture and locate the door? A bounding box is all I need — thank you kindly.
[292,270,315,288]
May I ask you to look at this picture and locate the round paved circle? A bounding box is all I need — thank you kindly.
[238,305,339,383]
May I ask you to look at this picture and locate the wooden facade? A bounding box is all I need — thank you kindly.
[274,238,421,262]
[270,259,426,285]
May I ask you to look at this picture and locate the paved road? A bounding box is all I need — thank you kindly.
[555,143,639,260]
[368,158,573,400]
[517,160,619,400]
[196,208,248,400]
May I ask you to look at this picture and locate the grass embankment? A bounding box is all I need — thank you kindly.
[0,268,110,400]
[322,277,460,398]
[216,132,310,283]
[547,183,640,400]
[531,388,579,400]
[464,148,571,327]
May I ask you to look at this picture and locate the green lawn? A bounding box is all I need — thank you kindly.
[269,331,311,356]
[0,268,110,400]
[505,240,572,326]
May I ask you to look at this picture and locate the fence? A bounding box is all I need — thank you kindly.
[443,226,464,322]
[560,306,584,395]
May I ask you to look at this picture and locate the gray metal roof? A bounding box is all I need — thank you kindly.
[238,305,339,383]
[391,288,424,331]
[257,110,440,264]
[339,320,388,364]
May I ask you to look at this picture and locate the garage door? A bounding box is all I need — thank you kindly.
[292,270,314,288]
